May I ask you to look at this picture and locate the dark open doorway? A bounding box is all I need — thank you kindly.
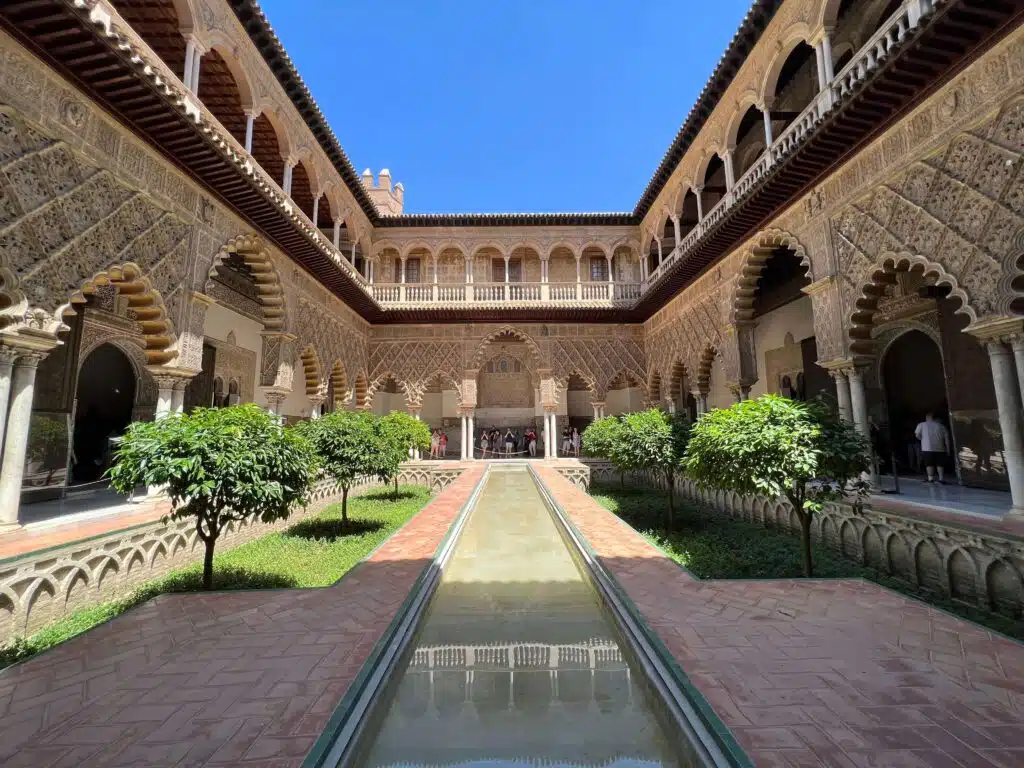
[72,344,136,485]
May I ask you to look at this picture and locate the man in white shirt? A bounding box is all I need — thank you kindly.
[914,412,951,484]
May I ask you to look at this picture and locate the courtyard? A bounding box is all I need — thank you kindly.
[0,0,1022,763]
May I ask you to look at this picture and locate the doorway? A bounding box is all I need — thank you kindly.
[71,344,137,485]
[881,330,949,476]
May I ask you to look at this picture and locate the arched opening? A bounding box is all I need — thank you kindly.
[767,42,817,136]
[679,189,699,239]
[606,372,644,416]
[646,236,661,277]
[852,263,1002,490]
[71,344,137,486]
[314,193,334,238]
[112,0,188,79]
[731,105,768,178]
[827,0,904,74]
[660,217,675,260]
[668,360,697,421]
[250,113,285,185]
[290,161,315,221]
[564,373,594,431]
[881,330,949,478]
[699,154,727,215]
[196,48,248,145]
[371,375,406,415]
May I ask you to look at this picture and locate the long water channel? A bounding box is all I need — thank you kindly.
[348,465,715,767]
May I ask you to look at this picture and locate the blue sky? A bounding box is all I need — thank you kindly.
[259,0,753,214]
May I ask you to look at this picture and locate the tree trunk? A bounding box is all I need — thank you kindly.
[394,477,398,499]
[341,486,349,524]
[799,511,813,578]
[666,472,675,532]
[620,471,625,489]
[202,535,216,590]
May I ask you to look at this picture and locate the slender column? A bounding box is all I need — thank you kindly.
[848,368,869,437]
[831,369,853,423]
[333,220,342,249]
[821,31,835,83]
[183,39,196,89]
[189,48,203,93]
[1011,336,1024,410]
[263,390,287,417]
[762,107,774,147]
[606,254,614,283]
[667,400,676,414]
[574,256,582,301]
[467,413,475,461]
[593,404,600,421]
[0,353,44,529]
[170,383,186,415]
[694,186,705,221]
[311,197,319,227]
[460,415,467,461]
[723,150,736,190]
[987,341,1024,515]
[503,256,510,283]
[544,413,553,459]
[412,411,421,460]
[655,237,663,265]
[671,215,681,247]
[432,256,439,301]
[155,377,175,418]
[283,160,295,196]
[244,112,256,153]
[368,260,375,285]
[0,349,18,451]
[551,413,558,457]
[400,256,407,283]
[351,242,357,265]
[815,38,828,91]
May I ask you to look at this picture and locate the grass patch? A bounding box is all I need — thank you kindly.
[1,485,432,669]
[591,484,1023,641]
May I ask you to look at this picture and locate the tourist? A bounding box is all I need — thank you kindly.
[430,429,440,459]
[480,428,490,459]
[527,427,537,457]
[504,428,515,457]
[914,412,951,485]
[571,427,581,457]
[561,426,571,457]
[439,431,448,458]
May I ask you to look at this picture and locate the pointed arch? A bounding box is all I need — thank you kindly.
[60,263,177,366]
[696,344,718,392]
[848,252,976,356]
[328,359,349,408]
[206,234,287,331]
[470,326,544,372]
[298,345,322,397]
[731,229,813,323]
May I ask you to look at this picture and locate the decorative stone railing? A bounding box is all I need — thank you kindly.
[582,460,1024,621]
[368,281,641,309]
[641,0,943,294]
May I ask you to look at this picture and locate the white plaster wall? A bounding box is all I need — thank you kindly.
[606,387,644,415]
[567,389,593,418]
[202,302,265,404]
[708,356,732,410]
[421,392,443,426]
[371,391,408,415]
[280,384,313,419]
[748,295,815,399]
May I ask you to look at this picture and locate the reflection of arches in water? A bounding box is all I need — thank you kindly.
[73,344,136,484]
[881,330,948,474]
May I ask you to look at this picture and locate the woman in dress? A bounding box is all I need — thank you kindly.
[480,428,490,459]
[439,431,448,458]
[430,429,440,459]
[571,427,581,457]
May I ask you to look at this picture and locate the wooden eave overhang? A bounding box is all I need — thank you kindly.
[0,0,387,323]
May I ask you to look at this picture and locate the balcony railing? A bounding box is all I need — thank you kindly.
[641,0,941,293]
[368,281,640,307]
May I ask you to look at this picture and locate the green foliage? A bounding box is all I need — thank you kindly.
[0,486,432,669]
[581,416,622,460]
[108,404,318,588]
[683,394,869,576]
[583,409,690,528]
[592,484,1023,641]
[377,412,432,491]
[295,411,377,490]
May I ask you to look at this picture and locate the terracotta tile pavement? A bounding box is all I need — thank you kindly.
[536,467,1024,768]
[0,466,484,767]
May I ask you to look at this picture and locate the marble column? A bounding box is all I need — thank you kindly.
[762,107,774,147]
[0,352,44,529]
[1010,336,1024,411]
[460,415,468,461]
[171,381,187,415]
[467,413,475,461]
[848,366,879,487]
[987,341,1024,515]
[155,376,175,418]
[550,413,558,457]
[244,111,256,154]
[0,348,19,452]
[831,369,853,423]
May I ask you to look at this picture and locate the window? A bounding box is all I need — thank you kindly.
[490,258,522,282]
[406,258,421,283]
[590,257,609,281]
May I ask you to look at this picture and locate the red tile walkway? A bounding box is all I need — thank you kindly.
[536,467,1024,768]
[0,466,484,767]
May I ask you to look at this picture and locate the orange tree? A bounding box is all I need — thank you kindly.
[683,394,869,577]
